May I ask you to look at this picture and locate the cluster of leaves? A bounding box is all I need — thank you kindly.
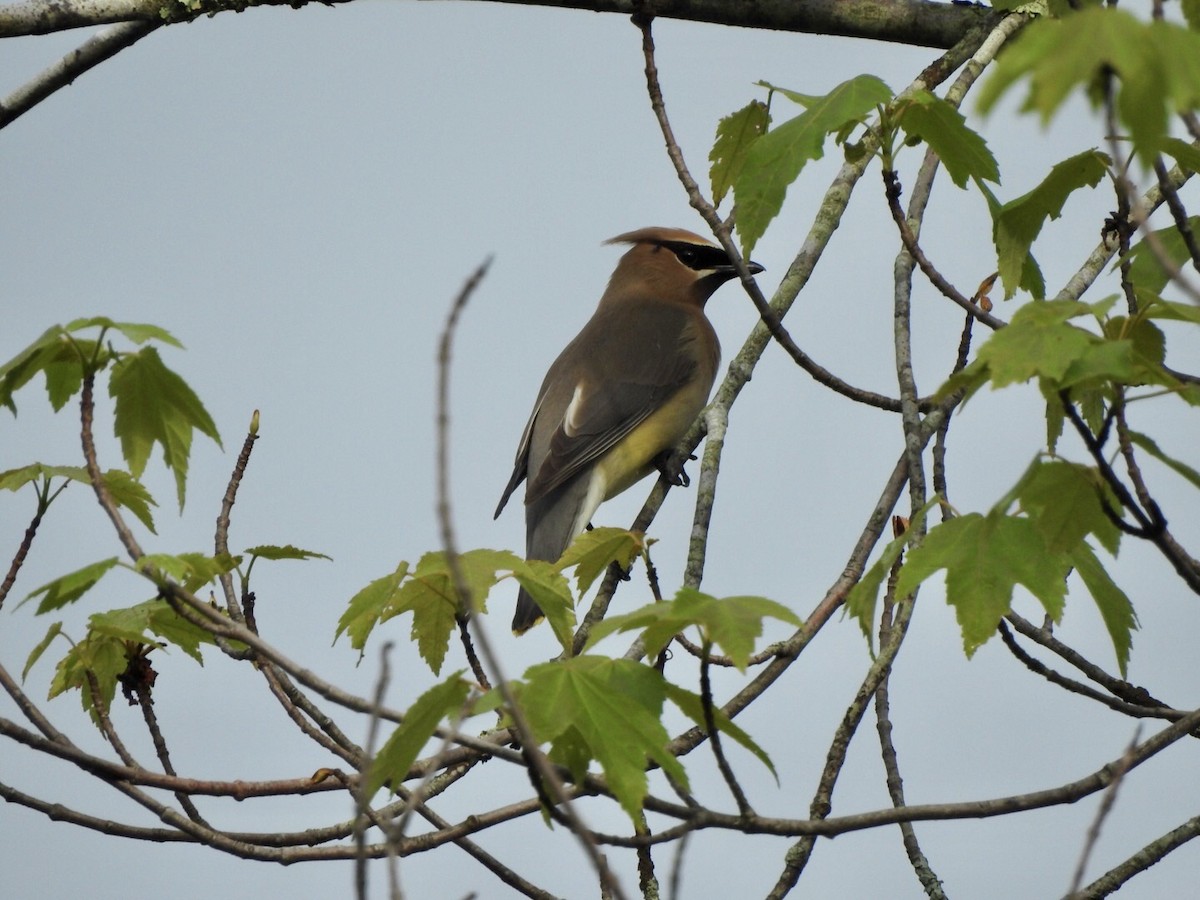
[3,316,806,821]
[360,570,799,819]
[340,529,801,819]
[335,527,645,668]
[710,6,1200,296]
[2,319,329,718]
[711,4,1200,678]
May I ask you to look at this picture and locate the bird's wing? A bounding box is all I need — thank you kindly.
[494,391,544,519]
[524,303,700,505]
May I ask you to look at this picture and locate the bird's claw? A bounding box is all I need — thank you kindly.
[654,451,692,488]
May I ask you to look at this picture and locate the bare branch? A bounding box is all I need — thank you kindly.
[0,22,159,128]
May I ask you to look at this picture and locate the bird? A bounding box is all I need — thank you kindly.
[494,227,764,634]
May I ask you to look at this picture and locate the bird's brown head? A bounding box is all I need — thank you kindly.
[601,227,764,308]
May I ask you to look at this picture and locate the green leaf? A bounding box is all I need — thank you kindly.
[1184,0,1200,30]
[518,656,687,821]
[86,601,216,664]
[65,317,183,349]
[1159,137,1200,174]
[845,502,935,651]
[389,549,522,674]
[1125,216,1200,294]
[557,527,645,596]
[24,558,120,614]
[0,325,97,414]
[336,563,411,651]
[896,512,1070,655]
[245,544,332,562]
[1125,430,1200,490]
[22,621,64,681]
[109,346,222,510]
[939,300,1132,405]
[366,673,471,797]
[895,90,999,188]
[664,682,777,782]
[991,150,1109,299]
[1137,291,1200,325]
[978,10,1200,166]
[49,632,128,721]
[1015,459,1121,555]
[0,465,159,533]
[734,74,893,256]
[0,463,85,493]
[1071,542,1137,677]
[100,470,159,533]
[710,100,770,207]
[587,588,800,672]
[138,552,240,593]
[511,559,576,649]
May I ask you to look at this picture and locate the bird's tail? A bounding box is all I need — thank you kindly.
[512,588,544,634]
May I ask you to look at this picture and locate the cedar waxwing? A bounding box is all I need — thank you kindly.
[494,227,764,633]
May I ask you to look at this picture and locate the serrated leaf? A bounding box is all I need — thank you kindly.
[0,463,85,492]
[1125,216,1200,294]
[943,300,1130,401]
[100,470,158,533]
[587,588,799,672]
[109,346,222,510]
[734,75,893,256]
[664,682,777,782]
[896,512,1070,655]
[511,558,576,649]
[245,544,332,562]
[1015,459,1122,555]
[393,549,523,674]
[1137,291,1200,325]
[992,150,1109,299]
[65,317,183,349]
[896,90,999,187]
[366,673,470,797]
[557,527,645,596]
[710,100,770,208]
[0,465,158,533]
[335,563,411,651]
[49,632,127,722]
[0,325,98,414]
[518,656,687,821]
[1070,542,1137,677]
[22,621,64,681]
[1125,430,1200,490]
[1159,137,1200,174]
[138,552,240,593]
[87,598,216,663]
[24,558,120,613]
[978,10,1200,167]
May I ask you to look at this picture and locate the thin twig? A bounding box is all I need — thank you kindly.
[434,260,627,898]
[700,647,753,816]
[1077,813,1200,897]
[214,412,259,621]
[1065,728,1142,897]
[355,642,394,900]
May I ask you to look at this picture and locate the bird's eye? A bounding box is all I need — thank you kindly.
[675,246,699,266]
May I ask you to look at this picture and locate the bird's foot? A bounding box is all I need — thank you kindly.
[654,451,696,489]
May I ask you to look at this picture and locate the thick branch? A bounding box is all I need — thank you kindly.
[0,0,996,44]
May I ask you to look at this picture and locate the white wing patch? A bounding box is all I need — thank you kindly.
[563,380,588,437]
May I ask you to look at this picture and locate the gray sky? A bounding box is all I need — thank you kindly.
[2,3,1198,898]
